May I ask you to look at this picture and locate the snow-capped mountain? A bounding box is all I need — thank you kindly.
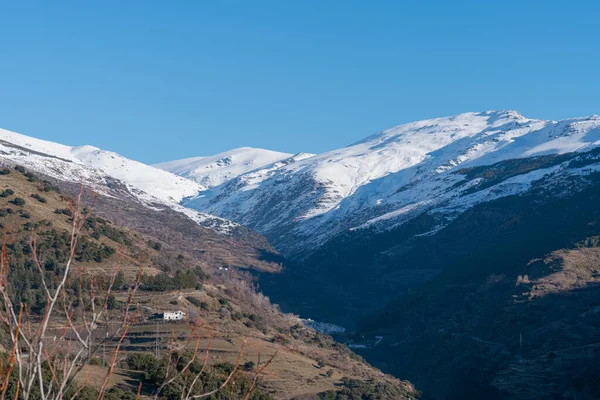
[154,147,299,188]
[6,110,600,256]
[0,126,250,235]
[177,110,600,256]
[0,127,203,203]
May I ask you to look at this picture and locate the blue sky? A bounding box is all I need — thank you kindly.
[1,1,599,164]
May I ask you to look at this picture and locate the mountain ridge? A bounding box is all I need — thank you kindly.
[5,110,600,257]
[0,127,204,204]
[154,147,301,189]
[175,110,600,257]
[0,126,253,238]
[4,110,600,398]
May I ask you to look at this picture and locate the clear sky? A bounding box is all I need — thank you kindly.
[1,1,599,164]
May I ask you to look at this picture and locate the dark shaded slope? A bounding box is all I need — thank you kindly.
[259,150,600,326]
[258,152,600,398]
[353,172,600,399]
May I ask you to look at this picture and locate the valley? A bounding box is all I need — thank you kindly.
[2,109,600,398]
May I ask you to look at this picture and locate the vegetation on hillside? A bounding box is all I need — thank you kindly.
[0,167,412,399]
[318,378,418,400]
[125,353,273,399]
[0,169,267,399]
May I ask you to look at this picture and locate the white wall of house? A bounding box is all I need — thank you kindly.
[163,311,184,320]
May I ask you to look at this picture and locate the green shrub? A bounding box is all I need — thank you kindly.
[85,217,131,245]
[126,353,160,371]
[14,165,25,173]
[104,387,136,400]
[244,361,256,371]
[10,197,25,207]
[39,181,60,193]
[125,353,272,399]
[75,239,115,262]
[186,296,202,307]
[318,378,414,399]
[55,208,72,216]
[0,189,14,198]
[31,193,47,203]
[24,172,39,182]
[141,268,206,292]
[0,168,10,175]
[107,295,117,310]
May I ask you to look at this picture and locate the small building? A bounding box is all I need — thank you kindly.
[163,311,184,321]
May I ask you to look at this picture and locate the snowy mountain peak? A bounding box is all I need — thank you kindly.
[356,110,532,146]
[71,144,102,154]
[289,152,317,162]
[155,147,295,188]
[481,109,525,118]
[0,127,203,204]
[180,110,600,256]
[5,110,600,257]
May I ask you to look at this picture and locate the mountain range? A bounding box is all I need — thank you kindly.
[3,110,600,398]
[160,110,600,258]
[5,110,600,259]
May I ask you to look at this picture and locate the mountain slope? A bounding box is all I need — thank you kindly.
[254,147,600,398]
[155,147,299,188]
[181,111,600,257]
[0,166,418,400]
[350,167,600,399]
[0,127,203,204]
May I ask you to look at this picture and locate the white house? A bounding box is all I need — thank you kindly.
[163,311,184,321]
